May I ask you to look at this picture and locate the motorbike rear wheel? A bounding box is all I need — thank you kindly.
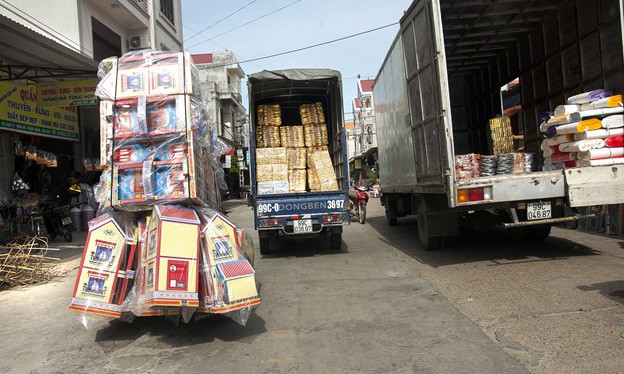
[358,203,366,224]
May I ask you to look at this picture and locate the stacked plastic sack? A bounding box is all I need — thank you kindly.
[69,50,260,329]
[540,90,624,170]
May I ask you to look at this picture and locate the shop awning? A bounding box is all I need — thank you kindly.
[0,13,98,82]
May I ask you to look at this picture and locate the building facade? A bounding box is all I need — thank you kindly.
[0,0,184,58]
[0,0,183,200]
[192,51,249,192]
[350,78,378,184]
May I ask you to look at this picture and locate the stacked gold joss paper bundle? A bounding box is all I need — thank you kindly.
[280,126,305,148]
[257,104,282,126]
[300,102,325,125]
[309,150,338,191]
[256,126,281,148]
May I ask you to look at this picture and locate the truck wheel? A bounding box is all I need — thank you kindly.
[511,225,551,241]
[358,204,367,224]
[417,204,442,251]
[259,237,271,255]
[330,232,342,251]
[385,199,398,226]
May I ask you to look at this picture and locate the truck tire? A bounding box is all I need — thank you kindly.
[385,198,398,226]
[511,225,551,241]
[259,237,271,255]
[417,203,442,251]
[330,232,342,251]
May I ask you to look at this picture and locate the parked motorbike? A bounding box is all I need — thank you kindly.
[41,203,73,242]
[348,185,369,224]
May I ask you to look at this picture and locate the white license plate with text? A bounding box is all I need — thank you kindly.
[62,217,72,225]
[293,219,313,233]
[527,201,551,220]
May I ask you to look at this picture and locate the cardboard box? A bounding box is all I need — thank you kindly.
[199,213,260,312]
[69,213,133,318]
[141,205,201,307]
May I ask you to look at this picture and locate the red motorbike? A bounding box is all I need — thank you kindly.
[348,185,369,224]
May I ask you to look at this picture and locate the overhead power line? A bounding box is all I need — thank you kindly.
[184,0,259,43]
[234,22,399,66]
[187,0,305,50]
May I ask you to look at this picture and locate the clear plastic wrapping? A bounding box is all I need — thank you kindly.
[256,126,281,148]
[309,150,339,191]
[96,50,201,102]
[195,207,261,325]
[71,205,260,328]
[299,102,325,125]
[303,124,329,147]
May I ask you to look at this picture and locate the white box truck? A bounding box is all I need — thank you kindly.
[375,0,624,249]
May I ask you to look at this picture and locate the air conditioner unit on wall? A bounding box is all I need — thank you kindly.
[128,34,150,50]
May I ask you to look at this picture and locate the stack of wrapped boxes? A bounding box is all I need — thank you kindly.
[69,50,260,328]
[255,101,338,194]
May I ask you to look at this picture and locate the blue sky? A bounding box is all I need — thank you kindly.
[181,0,413,122]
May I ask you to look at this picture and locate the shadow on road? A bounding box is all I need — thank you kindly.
[261,235,349,258]
[578,280,624,305]
[367,215,599,268]
[94,312,266,348]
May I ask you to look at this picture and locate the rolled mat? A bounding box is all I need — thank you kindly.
[567,89,614,105]
[578,148,624,160]
[551,152,577,163]
[587,95,623,110]
[558,139,606,153]
[554,105,581,116]
[574,128,624,141]
[602,115,624,129]
[542,146,561,158]
[546,126,558,138]
[577,157,624,167]
[555,119,602,135]
[546,134,575,146]
[574,106,624,121]
[548,114,575,126]
[606,135,624,147]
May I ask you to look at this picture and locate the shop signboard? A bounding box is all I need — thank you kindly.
[0,81,80,141]
[354,159,362,170]
[36,78,98,107]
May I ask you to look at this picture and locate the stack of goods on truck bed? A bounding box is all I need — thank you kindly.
[539,90,623,170]
[255,102,338,194]
[455,117,536,180]
[69,50,260,329]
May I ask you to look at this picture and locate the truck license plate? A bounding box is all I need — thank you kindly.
[527,201,551,220]
[293,219,313,233]
[62,217,72,225]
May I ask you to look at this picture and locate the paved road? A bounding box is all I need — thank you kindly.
[0,200,527,373]
[364,198,624,374]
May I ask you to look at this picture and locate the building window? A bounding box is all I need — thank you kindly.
[91,17,121,61]
[160,0,175,25]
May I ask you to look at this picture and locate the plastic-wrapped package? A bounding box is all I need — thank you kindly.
[257,104,281,126]
[304,124,329,147]
[195,208,260,325]
[309,150,339,191]
[256,147,289,194]
[69,211,137,327]
[287,148,307,170]
[288,169,306,193]
[96,50,201,101]
[280,126,304,147]
[299,102,325,125]
[256,126,281,148]
[454,153,481,180]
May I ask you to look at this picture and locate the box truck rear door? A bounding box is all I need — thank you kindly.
[400,0,455,191]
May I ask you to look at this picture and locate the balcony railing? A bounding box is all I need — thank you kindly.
[130,0,149,13]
